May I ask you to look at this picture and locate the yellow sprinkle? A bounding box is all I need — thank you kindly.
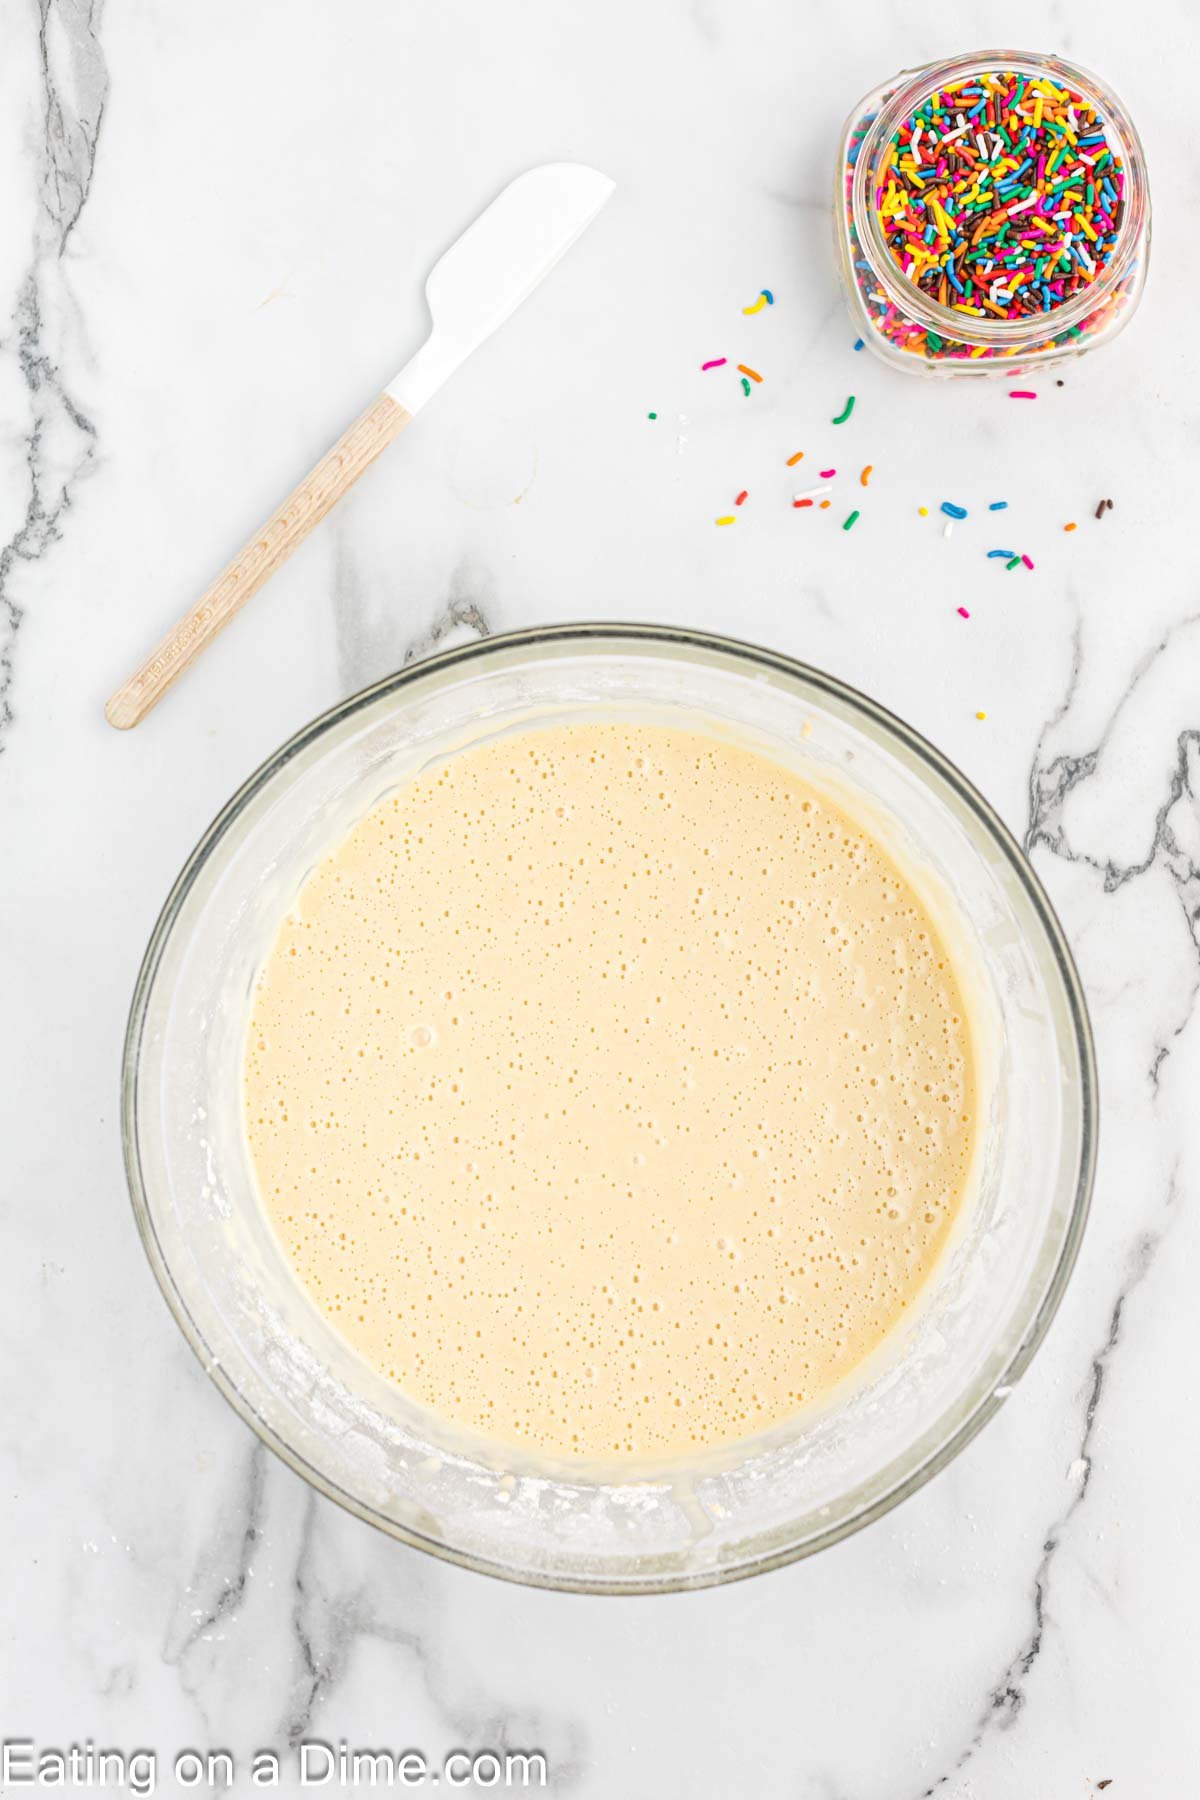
[742,292,768,315]
[918,505,929,516]
[715,515,736,526]
[976,711,987,721]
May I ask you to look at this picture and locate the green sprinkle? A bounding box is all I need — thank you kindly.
[1006,556,1021,570]
[647,411,657,420]
[832,394,856,425]
[843,510,860,531]
[741,377,751,397]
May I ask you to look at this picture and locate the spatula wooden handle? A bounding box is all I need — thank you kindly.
[105,392,412,730]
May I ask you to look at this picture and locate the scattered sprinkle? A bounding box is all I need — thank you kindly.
[853,338,865,351]
[737,364,763,382]
[819,500,831,509]
[1094,497,1115,519]
[976,711,987,720]
[1009,391,1038,400]
[741,378,751,397]
[793,484,831,502]
[716,515,735,526]
[1006,556,1021,570]
[941,501,968,519]
[918,505,929,517]
[786,451,805,466]
[793,498,814,509]
[1064,521,1077,531]
[843,509,860,531]
[988,501,1009,512]
[987,549,1016,559]
[647,412,657,420]
[860,464,873,487]
[1021,553,1035,570]
[943,521,954,539]
[742,289,774,314]
[735,490,749,506]
[957,607,970,619]
[819,468,837,479]
[832,395,856,425]
[700,358,727,371]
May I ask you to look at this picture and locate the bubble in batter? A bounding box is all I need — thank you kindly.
[244,724,976,1462]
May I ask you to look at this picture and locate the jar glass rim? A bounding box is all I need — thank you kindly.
[852,50,1149,349]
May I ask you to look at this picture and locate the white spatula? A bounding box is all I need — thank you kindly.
[105,162,615,730]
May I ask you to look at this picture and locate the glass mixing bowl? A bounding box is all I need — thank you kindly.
[122,625,1096,1592]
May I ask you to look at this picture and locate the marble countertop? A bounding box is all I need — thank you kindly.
[3,1,1197,1794]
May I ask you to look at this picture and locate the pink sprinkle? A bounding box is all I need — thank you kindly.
[1009,390,1038,399]
[957,607,970,619]
[819,468,836,479]
[1021,554,1035,570]
[701,358,727,371]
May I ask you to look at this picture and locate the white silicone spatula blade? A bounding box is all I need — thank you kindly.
[388,162,616,414]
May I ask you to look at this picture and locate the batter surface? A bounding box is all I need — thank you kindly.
[244,724,976,1461]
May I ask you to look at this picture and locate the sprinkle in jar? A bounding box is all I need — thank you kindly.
[835,52,1150,376]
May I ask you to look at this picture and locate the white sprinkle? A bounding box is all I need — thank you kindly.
[941,123,968,144]
[975,132,988,158]
[792,485,832,502]
[943,520,954,540]
[911,125,923,165]
[1007,193,1037,216]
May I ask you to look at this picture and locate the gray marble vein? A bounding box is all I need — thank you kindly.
[0,0,105,749]
[917,1199,1176,1800]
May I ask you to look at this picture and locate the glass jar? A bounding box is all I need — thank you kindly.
[835,51,1150,376]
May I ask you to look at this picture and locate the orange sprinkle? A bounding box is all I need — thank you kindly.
[736,364,763,383]
[786,451,805,467]
[860,464,873,488]
[1063,521,1077,531]
[819,499,831,509]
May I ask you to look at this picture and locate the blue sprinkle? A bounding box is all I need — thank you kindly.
[853,338,865,351]
[941,501,968,520]
[762,289,775,304]
[988,501,1009,511]
[987,549,1016,559]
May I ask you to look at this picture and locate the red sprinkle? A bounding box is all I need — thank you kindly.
[701,358,727,371]
[793,498,813,509]
[735,490,748,506]
[957,606,970,619]
[1009,390,1038,399]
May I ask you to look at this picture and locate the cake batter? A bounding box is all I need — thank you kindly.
[244,724,976,1461]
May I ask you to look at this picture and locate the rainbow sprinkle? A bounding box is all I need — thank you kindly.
[877,74,1126,322]
[742,289,775,314]
[737,364,763,382]
[843,64,1134,364]
[860,465,873,486]
[740,378,751,396]
[941,501,968,519]
[843,509,860,530]
[832,395,856,424]
[700,357,727,371]
[716,515,735,527]
[786,451,805,466]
